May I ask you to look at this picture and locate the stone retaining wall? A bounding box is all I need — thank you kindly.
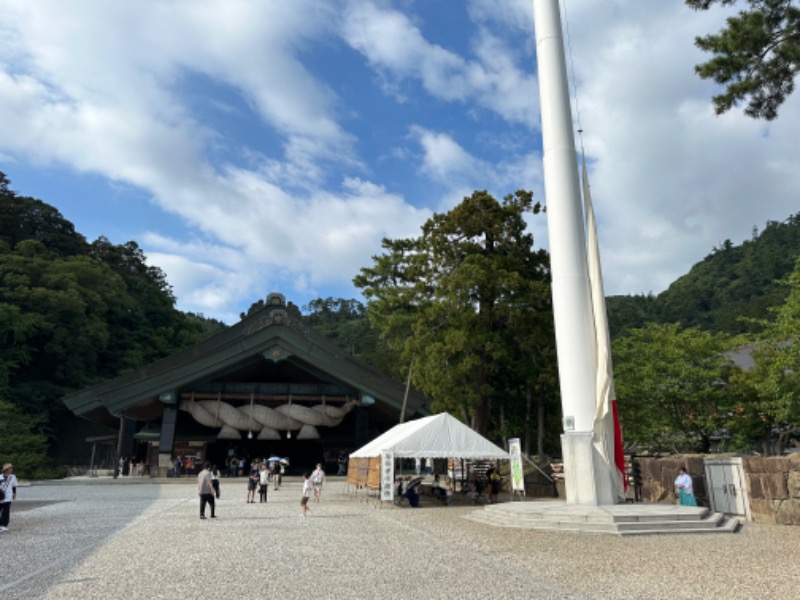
[742,454,800,525]
[635,453,800,525]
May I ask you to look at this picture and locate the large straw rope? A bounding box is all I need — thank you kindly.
[179,398,357,433]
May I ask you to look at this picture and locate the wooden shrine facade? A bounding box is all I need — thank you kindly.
[63,293,430,475]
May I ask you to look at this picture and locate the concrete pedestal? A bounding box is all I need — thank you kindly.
[561,432,617,506]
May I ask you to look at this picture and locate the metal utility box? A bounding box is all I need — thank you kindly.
[704,457,751,520]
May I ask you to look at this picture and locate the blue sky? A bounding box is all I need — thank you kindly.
[2,1,799,324]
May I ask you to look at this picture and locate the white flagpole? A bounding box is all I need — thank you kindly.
[533,0,618,505]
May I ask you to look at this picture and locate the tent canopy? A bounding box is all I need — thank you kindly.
[350,412,509,460]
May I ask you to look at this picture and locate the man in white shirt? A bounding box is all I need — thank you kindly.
[0,463,18,531]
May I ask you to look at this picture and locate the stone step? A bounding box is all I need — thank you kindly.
[615,512,725,531]
[462,502,741,536]
[616,517,741,536]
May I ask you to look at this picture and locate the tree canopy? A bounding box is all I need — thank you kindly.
[0,171,226,466]
[613,323,745,452]
[730,256,800,453]
[687,0,800,120]
[355,190,558,447]
[302,297,400,380]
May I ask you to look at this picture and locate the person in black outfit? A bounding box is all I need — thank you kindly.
[405,482,421,508]
[631,454,643,502]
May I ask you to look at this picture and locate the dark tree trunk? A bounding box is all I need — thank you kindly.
[537,389,545,458]
[524,385,532,456]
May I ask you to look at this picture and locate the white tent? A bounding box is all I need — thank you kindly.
[350,412,509,460]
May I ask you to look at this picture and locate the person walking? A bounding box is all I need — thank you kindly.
[197,462,216,520]
[229,456,238,478]
[311,463,326,502]
[674,466,697,506]
[259,463,269,503]
[0,463,18,532]
[300,472,312,517]
[246,464,259,503]
[272,461,283,491]
[337,454,346,475]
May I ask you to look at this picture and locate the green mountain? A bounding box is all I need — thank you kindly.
[1,172,226,468]
[608,213,800,337]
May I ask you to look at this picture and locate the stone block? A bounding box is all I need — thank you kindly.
[746,472,788,500]
[748,499,778,524]
[638,458,660,480]
[643,480,671,503]
[787,471,800,499]
[743,456,789,473]
[775,499,800,526]
[684,455,705,474]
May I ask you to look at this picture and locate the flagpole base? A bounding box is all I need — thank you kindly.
[561,432,618,506]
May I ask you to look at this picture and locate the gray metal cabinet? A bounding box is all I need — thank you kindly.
[704,457,750,520]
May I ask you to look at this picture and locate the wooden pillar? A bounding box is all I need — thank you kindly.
[157,403,179,477]
[117,416,136,476]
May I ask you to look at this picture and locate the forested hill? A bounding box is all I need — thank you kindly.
[607,213,800,337]
[1,172,225,467]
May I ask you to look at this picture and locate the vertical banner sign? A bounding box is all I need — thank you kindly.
[380,449,395,502]
[508,438,525,494]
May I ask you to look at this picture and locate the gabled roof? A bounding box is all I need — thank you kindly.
[63,293,430,425]
[349,412,509,460]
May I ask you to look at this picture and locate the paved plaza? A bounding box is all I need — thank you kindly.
[0,477,798,599]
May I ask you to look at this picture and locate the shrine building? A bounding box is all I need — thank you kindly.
[63,292,431,475]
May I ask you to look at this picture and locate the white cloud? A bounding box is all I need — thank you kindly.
[509,0,800,296]
[2,0,799,325]
[138,171,430,320]
[413,127,480,182]
[341,0,538,126]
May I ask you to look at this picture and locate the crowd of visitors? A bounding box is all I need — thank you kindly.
[193,457,330,519]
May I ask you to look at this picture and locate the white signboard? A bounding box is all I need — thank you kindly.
[508,438,525,494]
[380,449,395,502]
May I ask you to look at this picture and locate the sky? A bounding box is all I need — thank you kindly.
[2,0,799,325]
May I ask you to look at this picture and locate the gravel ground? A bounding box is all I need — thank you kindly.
[0,478,797,600]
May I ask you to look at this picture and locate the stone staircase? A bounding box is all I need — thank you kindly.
[462,501,741,536]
